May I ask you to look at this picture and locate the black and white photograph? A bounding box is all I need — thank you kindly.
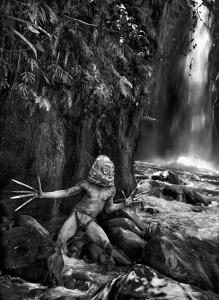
[0,0,219,299]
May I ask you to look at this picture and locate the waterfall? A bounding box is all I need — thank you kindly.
[171,1,214,168]
[137,1,218,172]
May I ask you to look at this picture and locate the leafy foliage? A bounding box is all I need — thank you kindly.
[0,0,180,113]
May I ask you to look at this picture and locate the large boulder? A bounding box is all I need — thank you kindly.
[142,233,219,293]
[106,227,146,261]
[0,227,55,283]
[162,186,209,205]
[91,264,219,300]
[150,170,184,185]
[103,218,142,237]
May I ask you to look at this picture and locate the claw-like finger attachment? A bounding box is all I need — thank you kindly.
[10,194,34,200]
[11,191,34,194]
[15,196,36,212]
[121,190,126,199]
[11,179,35,191]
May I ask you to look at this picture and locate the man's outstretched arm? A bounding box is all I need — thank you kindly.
[39,183,83,199]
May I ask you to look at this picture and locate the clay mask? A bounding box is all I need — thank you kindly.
[87,155,115,187]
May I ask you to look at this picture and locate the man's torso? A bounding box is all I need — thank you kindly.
[74,180,116,218]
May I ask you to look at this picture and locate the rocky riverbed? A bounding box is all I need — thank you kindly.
[1,161,219,299]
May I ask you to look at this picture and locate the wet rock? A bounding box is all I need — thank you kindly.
[42,255,129,299]
[40,286,91,300]
[47,250,65,286]
[149,180,165,188]
[107,227,146,261]
[0,227,55,283]
[183,190,209,206]
[135,174,150,180]
[144,207,159,214]
[92,264,219,300]
[162,186,209,206]
[163,186,180,200]
[191,206,205,212]
[150,170,184,185]
[103,218,142,237]
[142,233,219,293]
[62,273,91,291]
[0,275,47,300]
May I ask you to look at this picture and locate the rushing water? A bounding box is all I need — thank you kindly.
[137,1,217,171]
[171,0,214,164]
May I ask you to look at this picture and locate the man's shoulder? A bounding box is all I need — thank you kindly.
[77,180,89,188]
[106,185,116,197]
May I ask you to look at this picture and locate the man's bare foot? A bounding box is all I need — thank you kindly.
[143,223,161,241]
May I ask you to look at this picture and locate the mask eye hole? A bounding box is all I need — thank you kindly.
[102,166,110,174]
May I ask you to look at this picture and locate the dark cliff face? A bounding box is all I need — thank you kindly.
[155,3,192,158]
[137,1,191,160]
[0,79,141,220]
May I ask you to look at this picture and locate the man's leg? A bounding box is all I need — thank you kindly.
[85,220,112,256]
[56,210,78,252]
[123,208,161,240]
[123,207,146,231]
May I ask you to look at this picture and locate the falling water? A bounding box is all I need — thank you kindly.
[171,1,214,168]
[136,1,218,172]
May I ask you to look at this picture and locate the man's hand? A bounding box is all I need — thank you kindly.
[125,196,133,206]
[10,176,42,211]
[122,181,146,207]
[121,190,133,207]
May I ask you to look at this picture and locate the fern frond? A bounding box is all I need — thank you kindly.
[12,29,37,58]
